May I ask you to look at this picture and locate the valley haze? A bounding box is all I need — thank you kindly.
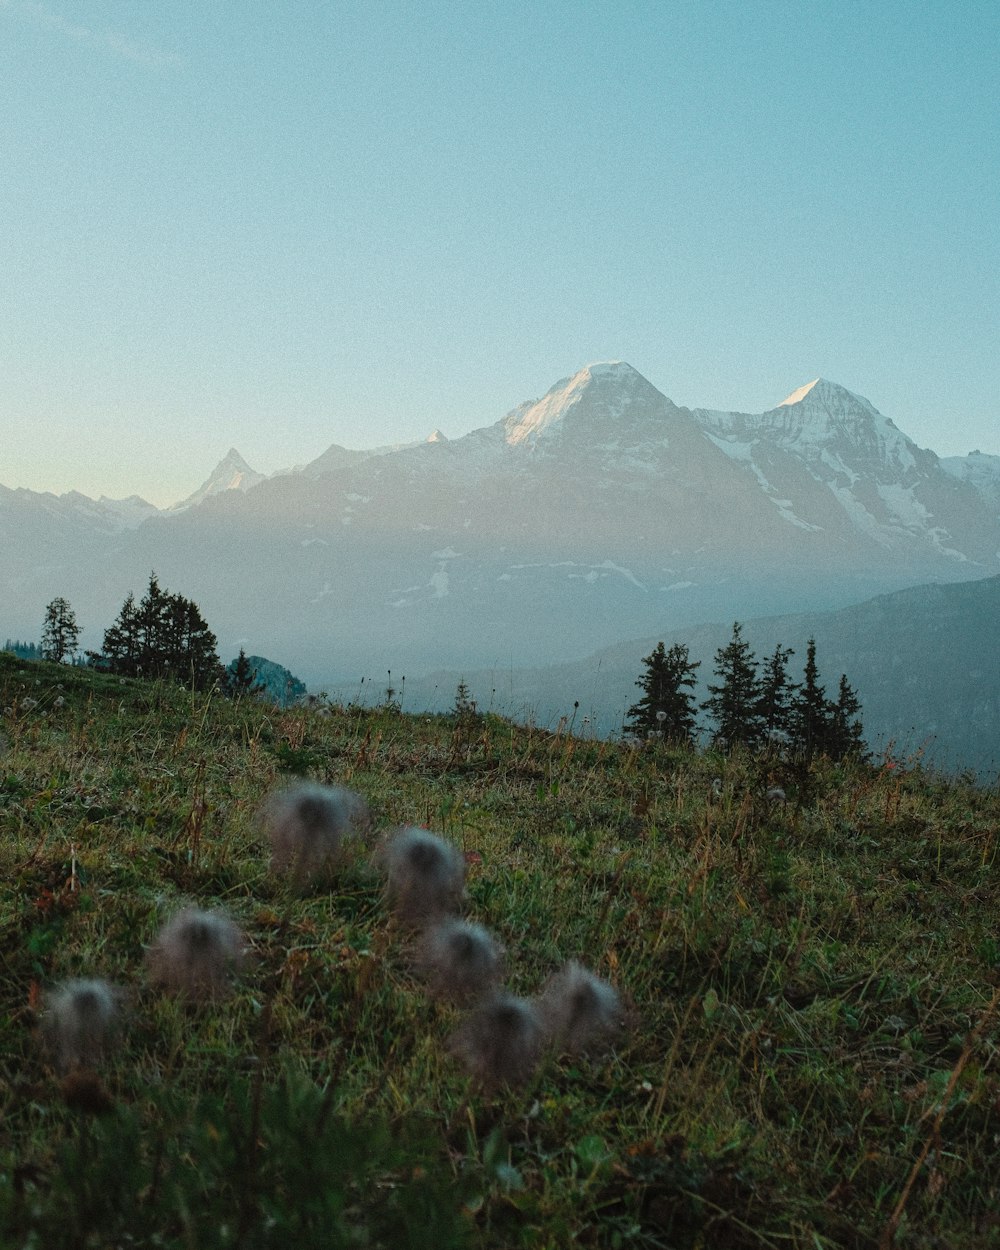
[3,363,998,775]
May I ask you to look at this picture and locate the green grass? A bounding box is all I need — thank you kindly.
[2,650,1000,1247]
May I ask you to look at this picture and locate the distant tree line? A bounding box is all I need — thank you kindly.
[627,621,865,761]
[4,577,306,705]
[3,639,42,662]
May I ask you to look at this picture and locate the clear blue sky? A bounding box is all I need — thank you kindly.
[2,0,997,506]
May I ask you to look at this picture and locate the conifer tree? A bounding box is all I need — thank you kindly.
[756,643,797,747]
[40,597,81,664]
[134,574,170,675]
[828,673,866,760]
[94,591,140,675]
[626,641,700,743]
[225,649,264,699]
[790,638,830,758]
[703,621,762,749]
[452,680,478,720]
[160,591,220,687]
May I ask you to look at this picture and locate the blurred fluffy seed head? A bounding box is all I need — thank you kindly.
[417,919,504,1003]
[259,782,370,885]
[537,961,624,1056]
[382,827,465,926]
[147,907,247,1001]
[449,993,544,1091]
[43,978,121,1072]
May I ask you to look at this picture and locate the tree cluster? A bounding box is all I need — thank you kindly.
[627,622,865,761]
[15,588,305,704]
[86,574,223,691]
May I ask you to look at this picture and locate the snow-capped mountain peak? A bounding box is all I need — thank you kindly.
[502,361,659,447]
[762,379,919,467]
[169,448,266,512]
[780,376,873,407]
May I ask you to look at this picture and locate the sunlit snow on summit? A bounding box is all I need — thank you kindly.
[778,379,821,407]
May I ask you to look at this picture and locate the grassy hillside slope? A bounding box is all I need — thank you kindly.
[2,652,999,1248]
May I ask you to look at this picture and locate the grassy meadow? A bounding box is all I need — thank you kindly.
[2,650,1000,1248]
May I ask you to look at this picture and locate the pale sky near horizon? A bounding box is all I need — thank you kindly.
[2,1,998,507]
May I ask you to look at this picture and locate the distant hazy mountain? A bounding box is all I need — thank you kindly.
[1,364,997,697]
[940,450,1000,514]
[300,430,447,478]
[397,575,1000,780]
[168,448,267,511]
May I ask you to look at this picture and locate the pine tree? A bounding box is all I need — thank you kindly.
[790,638,831,758]
[160,591,221,688]
[94,592,140,675]
[703,621,762,750]
[452,680,478,720]
[828,674,865,761]
[626,641,700,743]
[755,643,797,747]
[225,649,264,699]
[40,597,81,664]
[134,574,171,676]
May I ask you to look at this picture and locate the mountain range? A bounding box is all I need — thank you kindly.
[2,362,998,769]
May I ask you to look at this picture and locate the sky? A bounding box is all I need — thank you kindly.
[2,0,998,507]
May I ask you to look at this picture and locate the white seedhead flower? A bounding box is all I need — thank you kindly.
[416,918,503,1003]
[147,907,247,1001]
[259,782,370,886]
[43,978,121,1071]
[449,993,544,1091]
[381,827,465,927]
[537,961,624,1057]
